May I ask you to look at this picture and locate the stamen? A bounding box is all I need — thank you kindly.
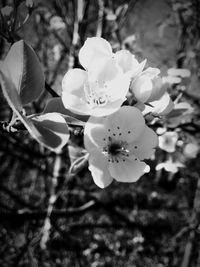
[84,81,109,108]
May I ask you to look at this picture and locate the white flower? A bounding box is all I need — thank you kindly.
[114,49,146,77]
[158,131,178,153]
[167,68,191,78]
[50,16,66,30]
[79,37,145,76]
[62,37,131,117]
[183,143,199,159]
[142,93,174,116]
[130,67,167,103]
[84,106,158,188]
[1,6,13,17]
[156,158,184,173]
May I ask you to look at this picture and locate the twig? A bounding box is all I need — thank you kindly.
[0,200,97,220]
[96,0,104,37]
[45,82,59,97]
[68,0,79,69]
[40,152,62,249]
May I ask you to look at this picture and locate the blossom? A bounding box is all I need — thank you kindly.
[62,37,146,117]
[183,143,199,159]
[142,92,174,116]
[1,6,13,17]
[114,49,146,77]
[62,37,131,117]
[84,106,158,188]
[130,67,167,103]
[78,37,145,75]
[156,157,184,173]
[167,68,191,78]
[158,131,178,153]
[50,16,66,30]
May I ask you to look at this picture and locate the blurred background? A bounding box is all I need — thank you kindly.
[0,0,200,266]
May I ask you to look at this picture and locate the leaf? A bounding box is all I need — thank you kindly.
[0,67,23,112]
[13,112,68,152]
[44,97,89,125]
[30,113,70,152]
[0,61,69,151]
[3,40,45,105]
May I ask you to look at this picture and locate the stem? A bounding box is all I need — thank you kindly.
[45,82,59,97]
[96,0,104,37]
[40,152,61,249]
[68,0,79,69]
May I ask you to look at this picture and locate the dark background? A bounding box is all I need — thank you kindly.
[0,0,200,266]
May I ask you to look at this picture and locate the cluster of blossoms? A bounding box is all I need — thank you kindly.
[61,37,173,188]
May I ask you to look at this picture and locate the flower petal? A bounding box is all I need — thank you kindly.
[143,93,174,116]
[84,116,106,151]
[62,68,87,96]
[61,94,91,115]
[158,131,178,153]
[108,154,149,183]
[131,75,153,103]
[107,72,131,100]
[79,37,112,70]
[143,67,160,77]
[115,50,146,77]
[129,126,158,160]
[115,50,134,73]
[104,106,145,143]
[131,59,147,78]
[90,98,125,117]
[88,57,122,84]
[84,106,146,151]
[88,151,113,188]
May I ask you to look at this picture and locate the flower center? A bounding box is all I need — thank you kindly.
[108,142,122,156]
[84,81,109,108]
[103,138,130,163]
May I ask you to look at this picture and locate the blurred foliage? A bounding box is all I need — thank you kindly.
[0,0,200,266]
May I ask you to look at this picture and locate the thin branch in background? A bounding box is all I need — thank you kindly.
[68,0,79,69]
[49,50,66,87]
[79,0,90,45]
[40,153,62,249]
[180,230,195,267]
[96,0,104,37]
[45,82,59,97]
[117,0,139,29]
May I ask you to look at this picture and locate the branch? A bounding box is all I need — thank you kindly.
[0,200,96,220]
[45,82,59,97]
